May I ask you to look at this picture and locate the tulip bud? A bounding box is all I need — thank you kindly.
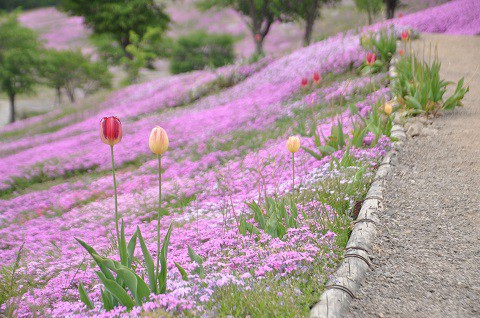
[384,101,393,115]
[366,52,377,66]
[401,30,409,42]
[149,126,169,155]
[100,116,122,146]
[398,48,405,56]
[313,72,321,85]
[254,34,261,43]
[301,78,309,87]
[286,136,300,153]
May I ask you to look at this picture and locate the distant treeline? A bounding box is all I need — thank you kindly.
[0,0,59,11]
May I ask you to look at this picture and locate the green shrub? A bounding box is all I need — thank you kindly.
[170,31,235,74]
[393,54,469,115]
[360,28,397,73]
[239,197,304,239]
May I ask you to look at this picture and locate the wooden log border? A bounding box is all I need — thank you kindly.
[310,56,406,318]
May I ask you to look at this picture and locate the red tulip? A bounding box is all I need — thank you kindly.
[254,34,261,42]
[313,72,321,84]
[366,52,377,66]
[401,30,409,42]
[398,12,404,18]
[301,78,309,87]
[399,48,405,56]
[100,116,122,146]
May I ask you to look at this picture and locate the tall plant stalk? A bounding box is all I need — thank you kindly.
[292,153,295,194]
[155,154,162,282]
[110,145,120,247]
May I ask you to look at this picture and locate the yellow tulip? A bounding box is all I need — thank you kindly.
[384,101,393,115]
[286,136,300,153]
[149,126,169,155]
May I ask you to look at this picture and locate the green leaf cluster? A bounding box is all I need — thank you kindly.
[76,222,173,311]
[239,198,305,239]
[393,54,469,115]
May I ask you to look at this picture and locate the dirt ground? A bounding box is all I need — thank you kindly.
[347,34,480,317]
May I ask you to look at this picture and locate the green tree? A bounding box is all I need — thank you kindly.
[120,27,170,84]
[40,49,112,103]
[0,13,41,123]
[60,0,170,60]
[282,0,339,46]
[169,31,235,74]
[197,0,288,56]
[354,0,383,24]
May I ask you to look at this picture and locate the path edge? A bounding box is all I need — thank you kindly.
[310,59,406,318]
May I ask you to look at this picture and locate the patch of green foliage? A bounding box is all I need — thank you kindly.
[170,31,236,74]
[393,53,469,115]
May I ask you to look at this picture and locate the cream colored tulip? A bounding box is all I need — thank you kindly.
[149,126,169,155]
[384,101,393,115]
[286,136,300,153]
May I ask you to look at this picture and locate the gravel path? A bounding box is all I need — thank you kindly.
[347,34,480,318]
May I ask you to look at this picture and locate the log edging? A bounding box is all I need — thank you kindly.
[310,57,405,318]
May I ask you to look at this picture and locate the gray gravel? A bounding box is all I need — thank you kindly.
[347,34,480,318]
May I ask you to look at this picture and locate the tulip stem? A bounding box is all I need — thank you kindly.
[292,153,295,195]
[110,145,120,248]
[155,154,162,288]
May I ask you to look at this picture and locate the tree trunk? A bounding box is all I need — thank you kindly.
[120,36,133,60]
[303,0,320,47]
[303,16,315,46]
[9,93,15,123]
[385,0,397,19]
[255,37,264,56]
[66,87,75,103]
[56,86,62,106]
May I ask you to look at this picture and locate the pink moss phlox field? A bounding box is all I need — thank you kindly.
[0,78,390,316]
[18,7,91,50]
[0,33,363,190]
[5,1,476,314]
[0,64,391,317]
[386,0,480,35]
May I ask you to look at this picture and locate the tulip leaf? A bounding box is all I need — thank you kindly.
[100,287,114,311]
[127,229,138,268]
[136,227,156,294]
[96,271,135,310]
[174,262,189,281]
[93,254,150,305]
[301,146,323,160]
[158,223,173,294]
[75,237,115,281]
[187,245,203,265]
[78,281,94,309]
[119,220,128,267]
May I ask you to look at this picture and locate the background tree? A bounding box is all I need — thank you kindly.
[0,13,41,123]
[120,27,170,84]
[169,31,235,74]
[354,0,383,24]
[197,0,288,56]
[384,0,399,19]
[40,49,112,104]
[60,0,170,60]
[283,0,339,47]
[0,0,59,11]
